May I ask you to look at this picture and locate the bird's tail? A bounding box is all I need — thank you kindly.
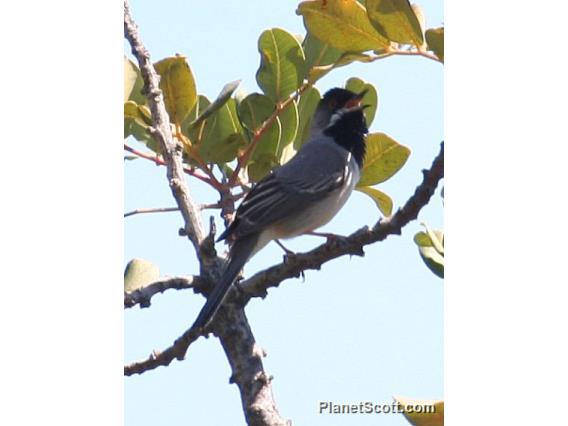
[191,235,258,331]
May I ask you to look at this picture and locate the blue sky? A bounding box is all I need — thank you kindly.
[125,1,444,425]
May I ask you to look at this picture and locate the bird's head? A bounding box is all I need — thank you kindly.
[309,87,368,137]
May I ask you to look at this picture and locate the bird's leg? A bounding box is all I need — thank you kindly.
[274,239,295,255]
[274,239,301,266]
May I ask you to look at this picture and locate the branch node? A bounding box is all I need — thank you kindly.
[255,371,272,385]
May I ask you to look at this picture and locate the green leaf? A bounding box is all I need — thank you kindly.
[256,28,306,102]
[394,396,444,426]
[124,258,160,293]
[124,57,146,104]
[238,93,282,181]
[199,98,246,164]
[279,140,297,165]
[297,0,390,52]
[425,27,444,62]
[277,100,299,159]
[182,95,211,150]
[154,56,197,125]
[414,229,444,279]
[335,51,377,66]
[294,87,321,149]
[302,32,343,82]
[366,0,424,46]
[124,102,159,152]
[356,186,393,216]
[124,101,152,128]
[188,80,241,129]
[345,77,379,126]
[247,153,279,183]
[357,132,411,187]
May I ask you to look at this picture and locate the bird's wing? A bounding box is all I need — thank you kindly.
[220,142,350,241]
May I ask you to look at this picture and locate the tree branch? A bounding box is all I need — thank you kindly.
[124,1,206,254]
[240,142,444,298]
[124,6,287,423]
[215,305,289,426]
[124,276,206,308]
[124,142,443,375]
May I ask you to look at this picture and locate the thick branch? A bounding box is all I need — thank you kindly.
[124,276,205,308]
[215,306,289,426]
[240,142,444,298]
[124,142,443,375]
[124,1,206,254]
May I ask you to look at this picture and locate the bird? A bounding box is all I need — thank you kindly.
[191,88,369,332]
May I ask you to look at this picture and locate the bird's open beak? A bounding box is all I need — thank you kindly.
[345,89,368,108]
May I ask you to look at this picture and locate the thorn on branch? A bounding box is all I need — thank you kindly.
[350,246,365,257]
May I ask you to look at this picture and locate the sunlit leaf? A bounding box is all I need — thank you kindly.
[345,77,379,126]
[357,132,410,186]
[366,0,424,46]
[297,0,390,52]
[124,102,159,152]
[124,101,152,127]
[279,140,297,165]
[294,87,321,149]
[124,258,160,293]
[414,228,444,279]
[394,396,444,426]
[154,56,197,125]
[411,4,427,47]
[356,186,393,216]
[277,100,299,159]
[124,57,145,104]
[425,27,444,62]
[256,28,306,102]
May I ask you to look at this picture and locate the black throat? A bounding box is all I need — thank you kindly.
[323,109,368,168]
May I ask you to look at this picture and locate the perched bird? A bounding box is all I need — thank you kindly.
[191,88,368,331]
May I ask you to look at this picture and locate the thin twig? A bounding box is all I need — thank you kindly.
[124,143,213,186]
[124,207,180,218]
[374,47,442,63]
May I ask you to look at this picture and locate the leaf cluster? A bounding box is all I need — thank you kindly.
[124,0,444,214]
